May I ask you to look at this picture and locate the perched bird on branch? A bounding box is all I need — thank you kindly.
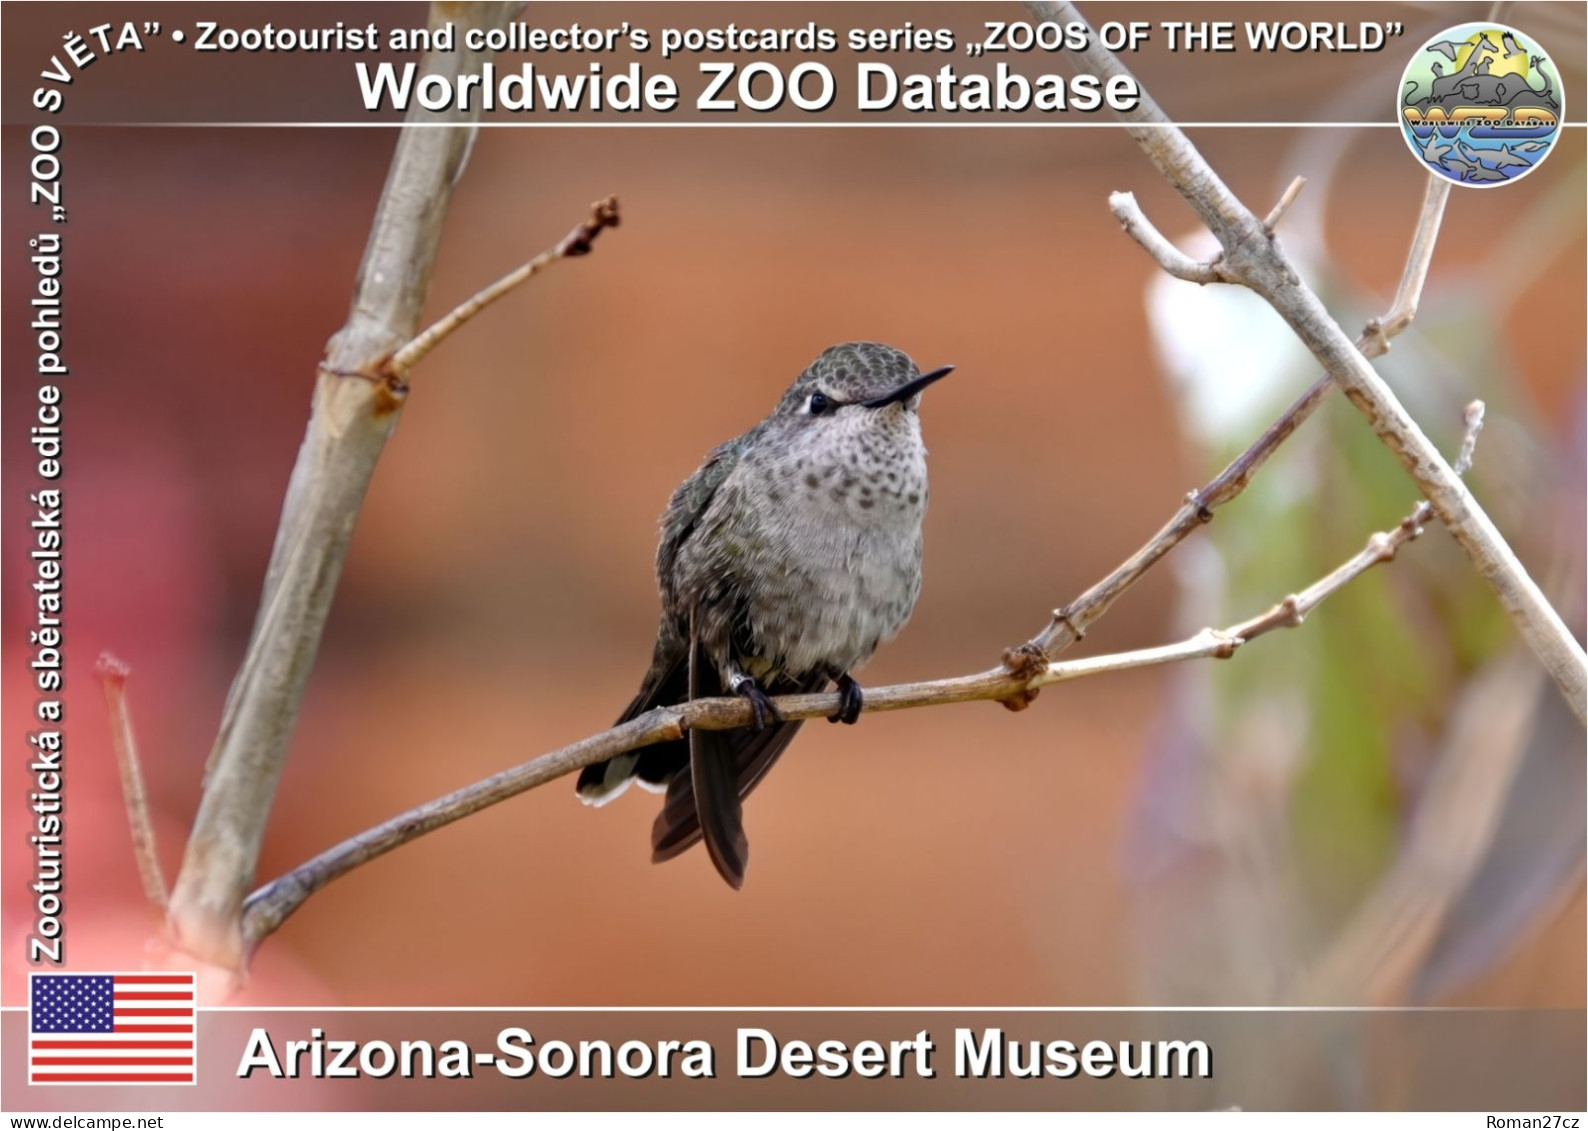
[578,342,952,888]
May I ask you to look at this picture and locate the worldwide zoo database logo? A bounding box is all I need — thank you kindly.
[1399,22,1562,187]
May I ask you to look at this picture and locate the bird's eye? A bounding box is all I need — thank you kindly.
[807,392,832,416]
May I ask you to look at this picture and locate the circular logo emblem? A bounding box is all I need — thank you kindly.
[1398,22,1563,187]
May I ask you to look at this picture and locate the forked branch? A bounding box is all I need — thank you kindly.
[237,403,1490,952]
[160,2,622,971]
[389,196,621,377]
[1025,1,1584,723]
[1024,175,1454,660]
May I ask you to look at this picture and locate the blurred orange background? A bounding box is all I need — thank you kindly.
[2,2,1583,1012]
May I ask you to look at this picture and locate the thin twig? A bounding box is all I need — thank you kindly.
[164,1,518,970]
[237,406,1488,951]
[1362,178,1452,354]
[96,653,169,913]
[1027,2,1585,726]
[1025,175,1453,659]
[1109,192,1229,284]
[1112,177,1306,277]
[1262,175,1307,232]
[388,196,621,378]
[1230,401,1486,643]
[1279,0,1531,1015]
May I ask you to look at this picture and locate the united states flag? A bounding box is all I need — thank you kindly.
[29,972,197,1085]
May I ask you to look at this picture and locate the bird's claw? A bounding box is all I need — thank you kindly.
[734,679,782,731]
[827,672,864,725]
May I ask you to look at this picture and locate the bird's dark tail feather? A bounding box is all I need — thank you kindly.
[650,669,827,880]
[685,721,749,887]
[578,626,826,888]
[681,616,748,887]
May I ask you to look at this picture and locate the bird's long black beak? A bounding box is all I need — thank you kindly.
[861,365,955,408]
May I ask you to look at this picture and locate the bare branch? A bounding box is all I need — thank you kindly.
[1262,175,1307,232]
[1026,171,1452,659]
[389,196,622,378]
[166,0,1564,976]
[1231,401,1486,644]
[226,644,1208,945]
[164,2,517,970]
[237,405,1490,951]
[1109,191,1228,284]
[1452,400,1486,477]
[96,653,168,913]
[1361,178,1451,355]
[1028,1,1586,722]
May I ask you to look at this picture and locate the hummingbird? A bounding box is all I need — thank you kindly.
[577,342,953,889]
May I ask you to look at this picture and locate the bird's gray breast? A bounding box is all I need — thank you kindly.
[731,416,928,678]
